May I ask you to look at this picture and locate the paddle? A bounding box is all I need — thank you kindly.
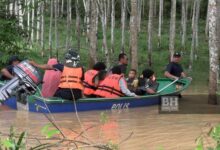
[157,78,179,94]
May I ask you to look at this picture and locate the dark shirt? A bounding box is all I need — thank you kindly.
[114,64,127,75]
[0,65,14,80]
[53,63,84,80]
[136,78,159,95]
[165,62,183,77]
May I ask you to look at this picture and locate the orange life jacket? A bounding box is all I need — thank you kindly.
[94,74,126,98]
[58,66,83,90]
[83,70,99,95]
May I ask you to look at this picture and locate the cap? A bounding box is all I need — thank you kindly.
[8,56,21,65]
[173,52,181,57]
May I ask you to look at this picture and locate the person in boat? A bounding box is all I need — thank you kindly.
[126,69,138,92]
[112,53,128,76]
[94,66,137,98]
[29,49,84,100]
[0,56,21,81]
[83,62,107,98]
[41,58,62,98]
[135,69,159,95]
[164,52,186,80]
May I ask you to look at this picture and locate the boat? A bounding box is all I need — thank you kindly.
[2,78,191,113]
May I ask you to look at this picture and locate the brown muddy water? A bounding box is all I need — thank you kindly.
[0,87,220,150]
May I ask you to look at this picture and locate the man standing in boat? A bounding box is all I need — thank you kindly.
[30,49,84,100]
[164,52,188,80]
[113,53,128,76]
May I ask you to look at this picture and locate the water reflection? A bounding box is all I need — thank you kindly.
[0,94,220,149]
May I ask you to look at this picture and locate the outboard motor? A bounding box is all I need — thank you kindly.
[0,60,41,101]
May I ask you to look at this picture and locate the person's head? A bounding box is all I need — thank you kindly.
[111,66,122,75]
[142,69,155,80]
[128,69,137,79]
[64,48,80,67]
[118,53,128,65]
[172,52,181,63]
[8,56,21,66]
[93,62,106,71]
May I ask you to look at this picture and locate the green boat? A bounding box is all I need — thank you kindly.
[3,78,191,113]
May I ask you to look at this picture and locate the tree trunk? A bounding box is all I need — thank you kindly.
[55,0,59,58]
[18,0,24,29]
[130,0,138,69]
[98,0,110,68]
[111,0,115,53]
[66,0,72,49]
[36,0,41,42]
[189,0,200,70]
[121,0,127,53]
[76,0,81,51]
[153,0,157,17]
[181,0,187,51]
[205,4,210,38]
[49,0,53,57]
[83,0,91,43]
[169,0,176,60]
[148,0,154,67]
[31,0,35,43]
[158,0,163,48]
[40,1,45,57]
[208,0,219,105]
[137,0,142,32]
[61,0,64,17]
[89,1,98,68]
[27,0,31,34]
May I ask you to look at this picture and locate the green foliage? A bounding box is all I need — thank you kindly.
[195,124,220,150]
[41,124,60,139]
[106,141,119,150]
[0,126,26,150]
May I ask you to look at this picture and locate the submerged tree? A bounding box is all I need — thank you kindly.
[130,0,138,69]
[208,0,219,104]
[148,0,154,67]
[169,0,176,61]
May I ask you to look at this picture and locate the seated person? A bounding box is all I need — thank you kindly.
[94,66,137,98]
[0,56,21,81]
[30,49,84,100]
[41,58,62,98]
[126,69,138,92]
[83,62,107,98]
[136,69,159,95]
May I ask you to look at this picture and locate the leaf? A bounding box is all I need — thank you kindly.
[2,139,14,149]
[45,129,60,139]
[195,137,203,150]
[16,131,26,150]
[41,124,51,135]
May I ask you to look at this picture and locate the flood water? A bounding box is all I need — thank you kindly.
[0,87,220,150]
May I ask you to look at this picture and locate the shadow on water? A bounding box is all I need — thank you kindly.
[0,89,220,149]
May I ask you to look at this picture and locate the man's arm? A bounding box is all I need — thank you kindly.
[164,71,179,80]
[119,78,137,97]
[1,68,14,79]
[29,61,54,70]
[181,72,186,78]
[146,88,156,94]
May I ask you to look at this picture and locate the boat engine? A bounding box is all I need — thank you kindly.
[0,60,41,101]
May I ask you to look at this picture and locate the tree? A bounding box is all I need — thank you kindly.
[31,0,35,43]
[76,0,81,51]
[158,0,163,48]
[181,0,187,50]
[110,0,115,53]
[121,0,127,53]
[130,0,138,69]
[49,0,53,57]
[88,0,98,68]
[148,0,154,67]
[169,0,176,60]
[83,0,91,43]
[97,0,110,68]
[40,1,45,56]
[55,0,59,58]
[208,0,219,104]
[66,0,72,49]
